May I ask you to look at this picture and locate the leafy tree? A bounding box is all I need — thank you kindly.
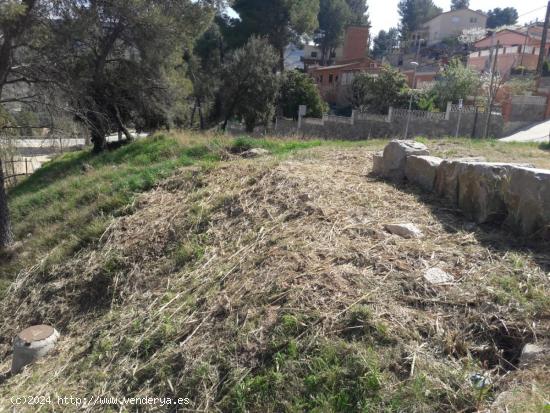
[52,0,213,152]
[0,0,50,248]
[398,0,442,40]
[350,65,409,114]
[187,21,225,129]
[345,0,370,26]
[232,0,320,71]
[221,36,280,132]
[316,0,351,64]
[487,7,518,29]
[372,28,400,59]
[431,58,481,110]
[280,70,326,119]
[451,0,469,10]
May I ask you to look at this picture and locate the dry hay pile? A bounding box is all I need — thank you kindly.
[0,148,548,411]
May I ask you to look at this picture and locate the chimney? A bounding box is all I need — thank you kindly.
[342,26,370,61]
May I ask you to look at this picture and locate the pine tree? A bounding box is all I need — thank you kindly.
[398,0,442,40]
[232,0,320,71]
[345,0,371,26]
[451,0,470,10]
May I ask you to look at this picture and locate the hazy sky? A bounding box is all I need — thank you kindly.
[369,1,548,36]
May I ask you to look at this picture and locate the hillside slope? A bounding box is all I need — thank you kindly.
[0,137,549,412]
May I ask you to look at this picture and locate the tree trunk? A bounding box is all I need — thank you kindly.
[0,159,13,248]
[89,113,107,153]
[113,104,133,141]
[190,101,197,128]
[197,97,204,130]
[278,47,285,73]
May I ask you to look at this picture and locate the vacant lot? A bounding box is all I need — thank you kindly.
[0,134,548,412]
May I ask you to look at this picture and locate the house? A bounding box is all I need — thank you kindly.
[468,24,550,76]
[304,25,378,106]
[412,8,487,46]
[302,26,370,68]
[309,58,380,105]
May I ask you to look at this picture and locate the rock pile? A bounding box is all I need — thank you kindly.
[373,140,550,237]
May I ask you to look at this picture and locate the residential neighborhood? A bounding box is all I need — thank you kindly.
[1,1,550,412]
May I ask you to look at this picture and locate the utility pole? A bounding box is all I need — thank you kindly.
[404,40,423,140]
[484,41,500,139]
[537,1,550,76]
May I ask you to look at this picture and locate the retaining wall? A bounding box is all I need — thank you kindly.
[374,140,550,238]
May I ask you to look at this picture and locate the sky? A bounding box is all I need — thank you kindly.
[369,1,548,36]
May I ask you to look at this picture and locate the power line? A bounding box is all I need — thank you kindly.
[518,5,548,19]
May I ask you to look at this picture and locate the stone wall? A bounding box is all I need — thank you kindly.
[374,140,550,238]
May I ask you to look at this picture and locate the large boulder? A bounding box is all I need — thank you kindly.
[456,163,511,224]
[379,140,429,180]
[433,160,463,204]
[405,155,442,191]
[503,167,550,236]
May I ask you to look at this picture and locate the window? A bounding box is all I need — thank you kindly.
[328,74,334,83]
[311,51,318,58]
[452,16,460,23]
[319,75,323,83]
[335,75,338,82]
[470,17,477,23]
[369,63,376,68]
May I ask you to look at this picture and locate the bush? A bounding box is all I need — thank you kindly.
[280,70,327,119]
[349,65,409,114]
[431,58,481,110]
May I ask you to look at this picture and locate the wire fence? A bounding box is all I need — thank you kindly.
[1,158,36,187]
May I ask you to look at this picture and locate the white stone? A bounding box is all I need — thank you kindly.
[241,148,270,158]
[384,223,424,239]
[519,343,548,366]
[405,155,443,191]
[381,140,429,180]
[424,268,454,284]
[12,325,60,374]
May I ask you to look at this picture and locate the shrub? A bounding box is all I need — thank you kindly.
[280,70,327,119]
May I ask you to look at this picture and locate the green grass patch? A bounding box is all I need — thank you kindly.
[2,133,344,297]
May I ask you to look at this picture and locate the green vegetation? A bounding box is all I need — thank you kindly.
[1,134,549,413]
[4,134,550,298]
[350,66,410,114]
[0,134,328,296]
[280,70,327,119]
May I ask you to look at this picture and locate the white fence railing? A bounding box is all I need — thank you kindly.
[391,108,446,121]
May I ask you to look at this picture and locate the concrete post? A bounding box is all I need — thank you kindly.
[387,107,393,123]
[445,102,452,120]
[351,110,357,125]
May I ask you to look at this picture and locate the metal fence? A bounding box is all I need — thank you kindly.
[1,158,35,187]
